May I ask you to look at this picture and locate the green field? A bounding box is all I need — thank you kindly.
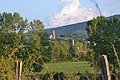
[40,61,94,74]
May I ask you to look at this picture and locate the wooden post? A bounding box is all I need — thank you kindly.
[18,61,22,80]
[15,61,22,80]
[98,55,111,80]
[15,61,18,80]
[118,72,120,80]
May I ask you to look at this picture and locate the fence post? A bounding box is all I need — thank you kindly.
[19,61,22,80]
[15,61,22,80]
[98,55,111,80]
[118,72,120,80]
[15,61,18,80]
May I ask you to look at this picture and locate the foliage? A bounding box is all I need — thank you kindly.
[86,48,94,66]
[86,16,120,71]
[50,41,69,62]
[0,12,27,80]
[0,12,50,80]
[69,41,86,61]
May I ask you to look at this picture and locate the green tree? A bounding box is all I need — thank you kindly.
[69,41,85,61]
[86,16,120,72]
[50,41,69,62]
[0,12,27,80]
[18,19,50,79]
[59,41,69,61]
[0,12,50,80]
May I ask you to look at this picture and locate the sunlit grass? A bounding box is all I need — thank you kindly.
[40,61,94,74]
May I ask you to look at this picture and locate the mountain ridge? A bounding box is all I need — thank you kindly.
[45,14,120,35]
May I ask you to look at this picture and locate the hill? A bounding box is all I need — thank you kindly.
[45,14,120,36]
[45,22,87,36]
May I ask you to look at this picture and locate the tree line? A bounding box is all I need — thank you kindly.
[0,12,86,80]
[0,12,120,79]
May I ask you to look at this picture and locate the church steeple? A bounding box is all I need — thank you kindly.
[52,30,56,39]
[50,30,56,40]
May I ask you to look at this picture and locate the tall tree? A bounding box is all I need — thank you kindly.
[86,16,120,72]
[69,41,85,61]
[0,12,28,80]
[0,12,50,80]
[50,41,69,62]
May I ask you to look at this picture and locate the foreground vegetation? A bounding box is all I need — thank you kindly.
[0,12,120,80]
[0,12,87,80]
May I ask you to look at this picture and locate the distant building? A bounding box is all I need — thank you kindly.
[49,31,56,40]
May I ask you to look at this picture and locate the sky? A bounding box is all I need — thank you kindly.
[0,0,120,29]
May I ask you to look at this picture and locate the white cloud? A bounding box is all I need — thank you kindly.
[47,0,99,28]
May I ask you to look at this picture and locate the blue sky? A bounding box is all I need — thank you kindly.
[0,0,120,28]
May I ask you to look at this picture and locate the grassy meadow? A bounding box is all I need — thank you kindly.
[40,61,94,74]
